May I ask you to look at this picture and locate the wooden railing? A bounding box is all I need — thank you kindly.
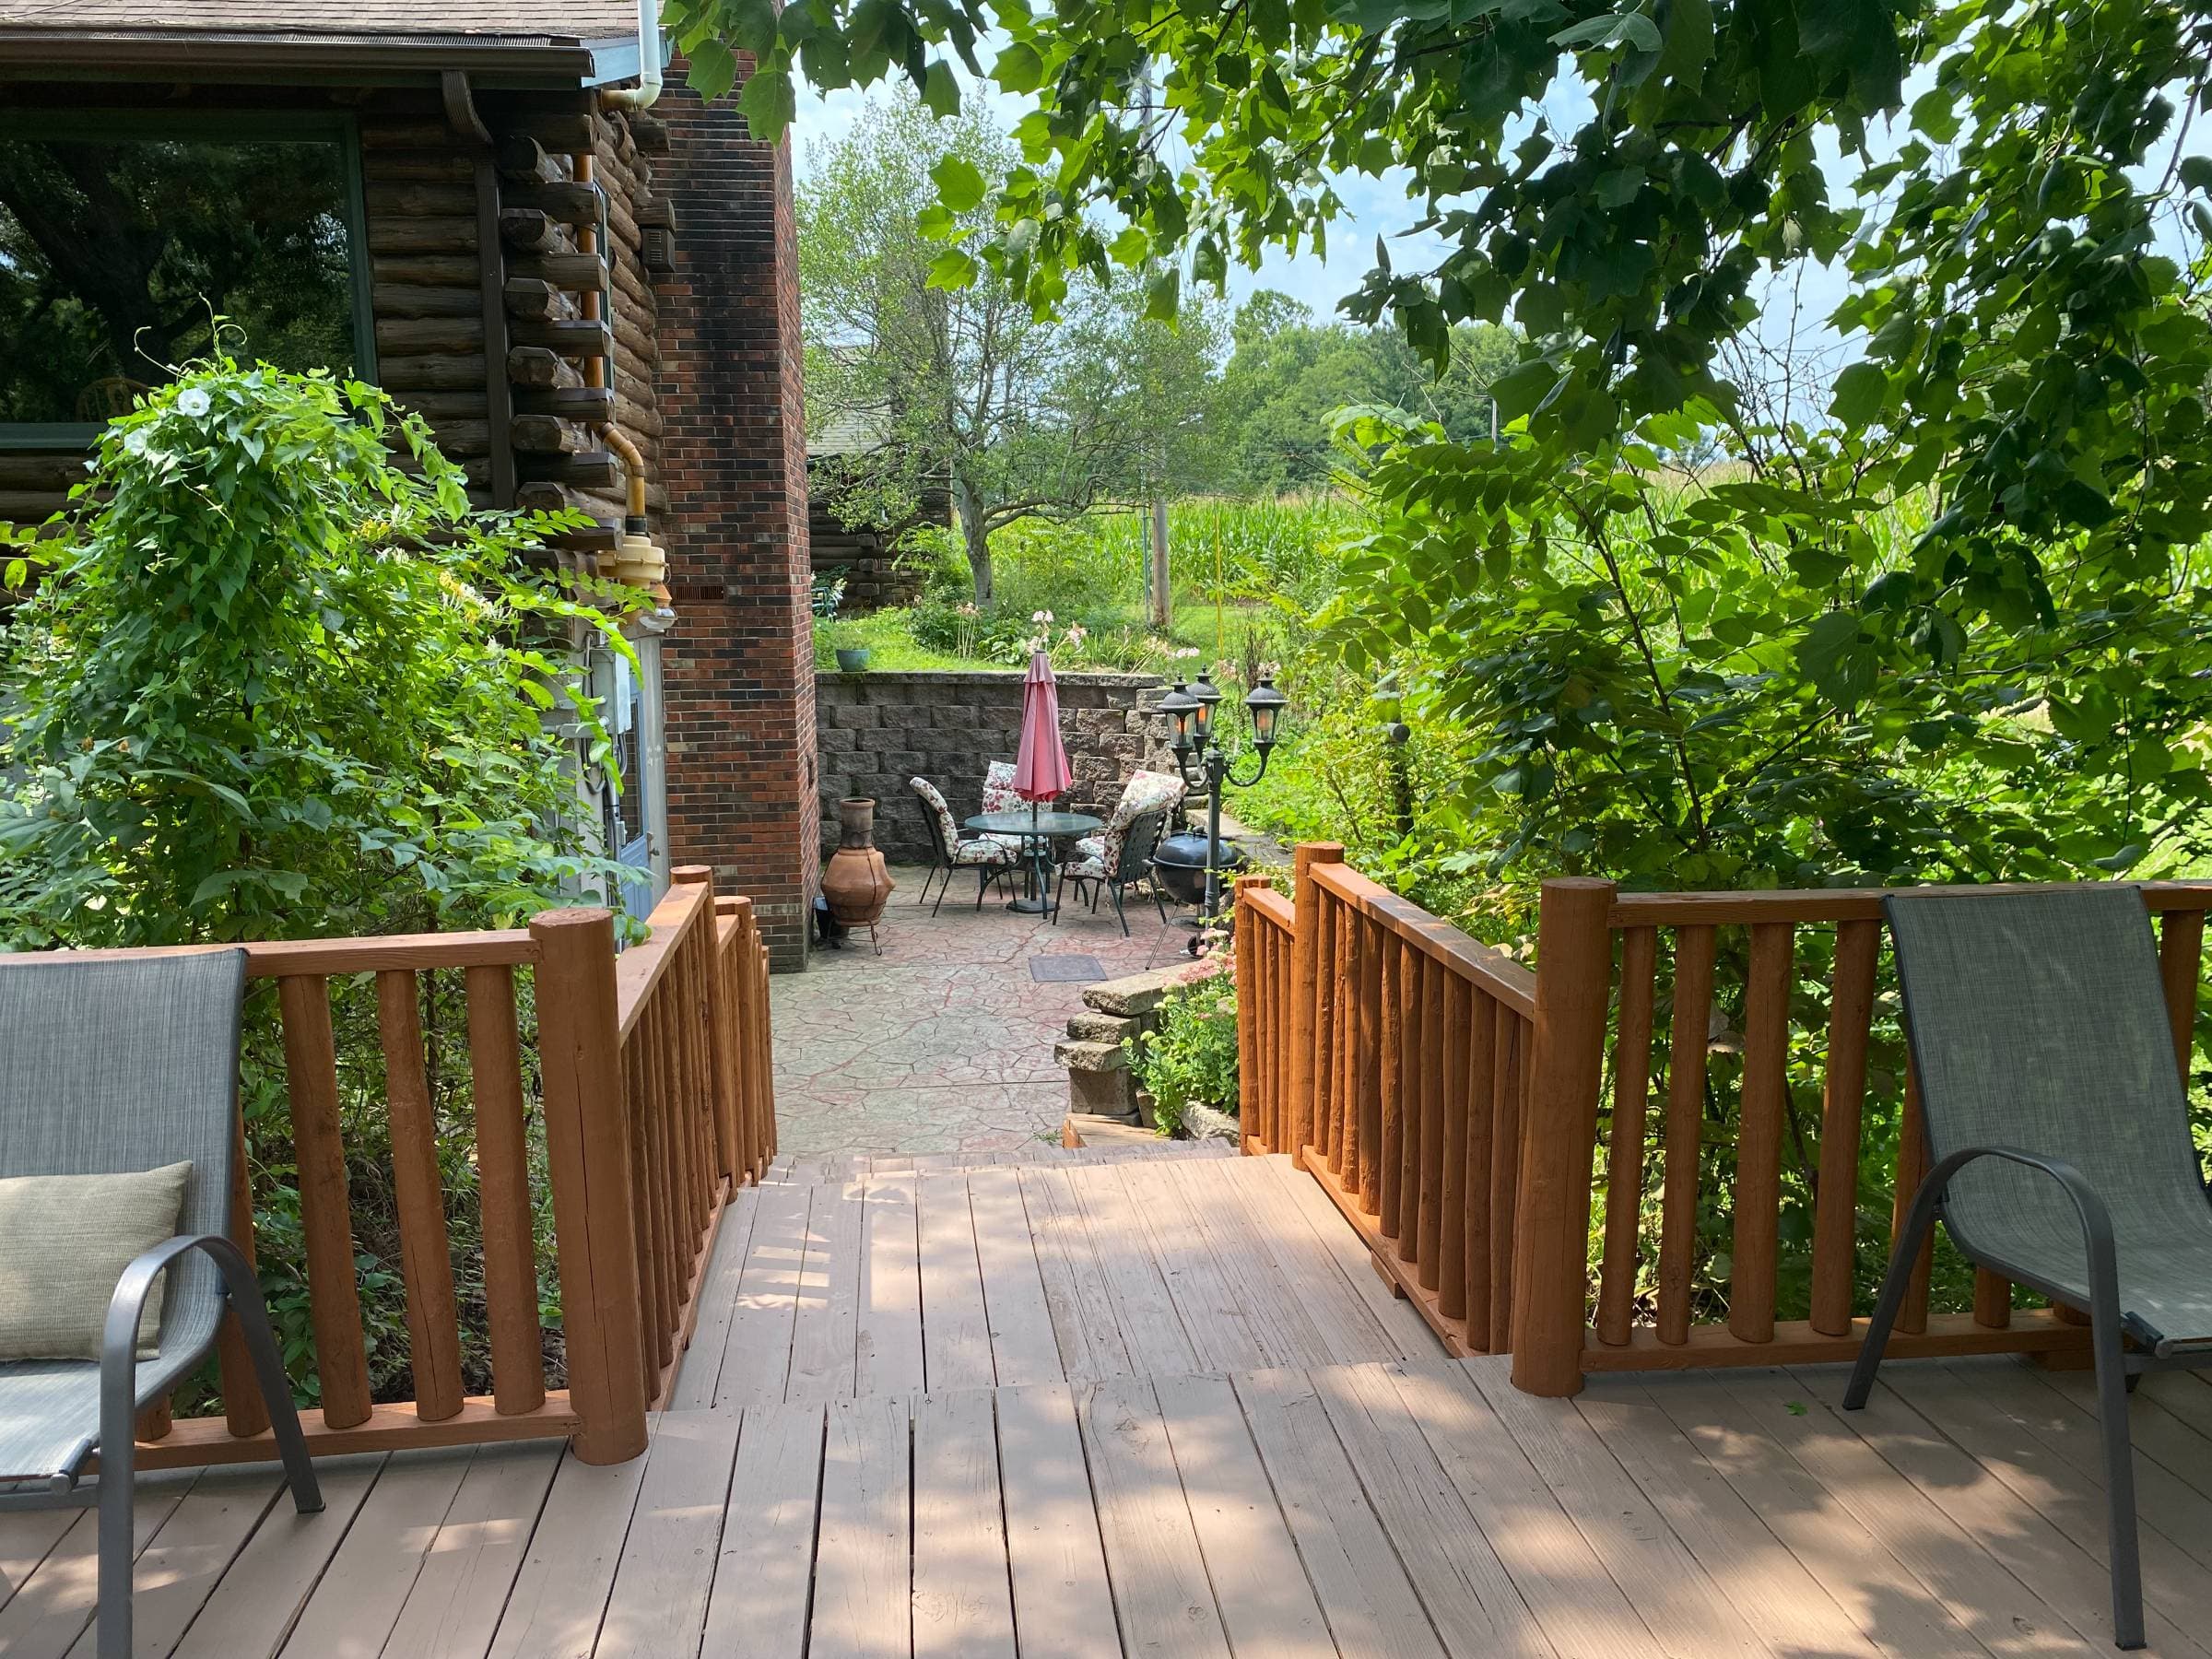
[1233,849,2212,1398]
[1235,844,1542,1357]
[113,864,772,1470]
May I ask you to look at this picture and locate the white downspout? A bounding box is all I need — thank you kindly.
[600,0,664,110]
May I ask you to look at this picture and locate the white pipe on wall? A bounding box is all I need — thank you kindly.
[601,0,665,110]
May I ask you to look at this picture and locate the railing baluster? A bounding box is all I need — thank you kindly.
[1417,955,1445,1292]
[1291,844,1341,1165]
[1438,973,1470,1323]
[1358,912,1384,1214]
[1378,931,1403,1236]
[1657,924,1715,1346]
[276,975,374,1430]
[376,968,465,1422]
[2159,906,2204,1080]
[1729,922,1795,1344]
[1463,987,1498,1347]
[628,1018,668,1382]
[1488,999,1523,1355]
[1327,902,1345,1176]
[213,1102,271,1439]
[1596,926,1657,1346]
[465,962,545,1415]
[1395,945,1422,1265]
[1809,919,1878,1337]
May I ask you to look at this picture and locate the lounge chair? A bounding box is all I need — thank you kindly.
[1848,886,2212,1651]
[0,950,321,1659]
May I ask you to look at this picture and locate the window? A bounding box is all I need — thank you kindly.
[0,115,371,443]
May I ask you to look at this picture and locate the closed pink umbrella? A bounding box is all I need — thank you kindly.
[1013,649,1074,804]
[1010,648,1075,912]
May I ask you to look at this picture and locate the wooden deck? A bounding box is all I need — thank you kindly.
[9,1150,2212,1656]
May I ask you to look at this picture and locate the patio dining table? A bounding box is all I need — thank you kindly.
[965,808,1104,915]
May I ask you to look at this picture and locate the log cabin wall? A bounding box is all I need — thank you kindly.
[0,81,634,547]
[2,65,824,970]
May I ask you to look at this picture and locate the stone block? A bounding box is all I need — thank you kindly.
[1081,964,1193,1018]
[1053,1037,1127,1073]
[1066,1009,1141,1042]
[1067,1065,1140,1120]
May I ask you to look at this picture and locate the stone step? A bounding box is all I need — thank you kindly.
[1065,1008,1140,1042]
[1080,964,1190,1018]
[1053,1036,1127,1073]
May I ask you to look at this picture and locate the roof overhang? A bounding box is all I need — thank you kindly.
[0,27,655,90]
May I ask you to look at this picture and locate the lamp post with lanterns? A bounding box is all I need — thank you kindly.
[1157,672,1289,925]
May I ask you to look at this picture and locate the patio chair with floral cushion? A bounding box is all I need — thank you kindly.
[1068,769,1187,868]
[909,776,1018,915]
[1057,804,1174,935]
[976,760,1030,851]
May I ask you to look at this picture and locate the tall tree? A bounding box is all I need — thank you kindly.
[796,92,1222,605]
[679,0,2212,884]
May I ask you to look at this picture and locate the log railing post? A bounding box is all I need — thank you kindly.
[1290,842,1343,1170]
[1509,877,1617,1397]
[532,906,650,1465]
[1232,874,1267,1147]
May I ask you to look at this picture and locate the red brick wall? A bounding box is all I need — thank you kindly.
[655,60,818,969]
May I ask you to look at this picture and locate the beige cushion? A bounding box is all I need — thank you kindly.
[0,1162,192,1361]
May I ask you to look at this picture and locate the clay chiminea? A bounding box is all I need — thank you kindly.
[821,796,895,937]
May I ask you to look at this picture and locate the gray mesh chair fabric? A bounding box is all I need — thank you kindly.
[1885,887,2212,1349]
[0,950,246,1480]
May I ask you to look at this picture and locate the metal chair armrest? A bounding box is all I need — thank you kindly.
[1920,1144,2124,1326]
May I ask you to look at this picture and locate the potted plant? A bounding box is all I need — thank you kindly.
[836,645,871,672]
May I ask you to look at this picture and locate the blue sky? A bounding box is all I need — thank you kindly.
[789,78,1449,324]
[791,68,2208,393]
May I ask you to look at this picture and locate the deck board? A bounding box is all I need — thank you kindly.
[994,1382,1120,1659]
[1792,1363,2209,1655]
[911,1389,1016,1659]
[917,1173,994,1391]
[809,1394,913,1659]
[965,1168,1064,1388]
[856,1173,927,1399]
[29,1150,2212,1659]
[1077,1375,1232,1659]
[700,1401,826,1659]
[1018,1164,1134,1382]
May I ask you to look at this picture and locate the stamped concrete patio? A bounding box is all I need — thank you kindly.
[771,863,1196,1156]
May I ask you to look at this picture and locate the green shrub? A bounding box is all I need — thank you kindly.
[1126,968,1240,1136]
[0,359,637,1411]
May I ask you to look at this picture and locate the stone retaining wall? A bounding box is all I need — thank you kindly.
[815,669,1179,864]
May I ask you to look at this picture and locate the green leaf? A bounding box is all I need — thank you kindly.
[994,41,1044,93]
[925,247,980,290]
[735,64,795,138]
[1797,611,1879,709]
[932,155,988,213]
[1658,0,1713,78]
[1145,266,1181,322]
[921,60,961,118]
[686,39,737,101]
[1829,361,1887,427]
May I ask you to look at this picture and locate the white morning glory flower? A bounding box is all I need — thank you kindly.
[122,429,147,455]
[176,388,212,418]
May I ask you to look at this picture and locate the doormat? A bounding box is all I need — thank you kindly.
[1029,954,1107,983]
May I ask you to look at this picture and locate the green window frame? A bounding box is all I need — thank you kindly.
[0,109,376,451]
